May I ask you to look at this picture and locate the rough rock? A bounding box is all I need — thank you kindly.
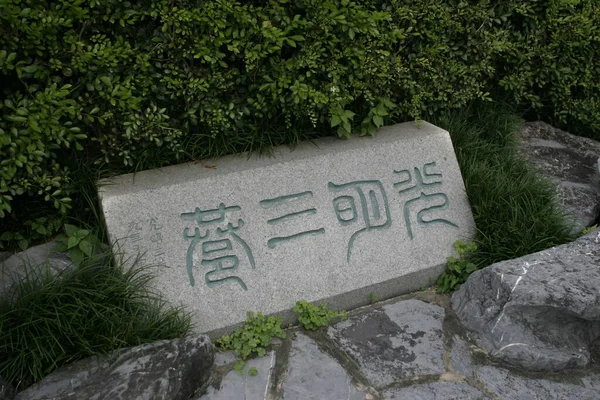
[328,299,445,388]
[452,229,600,371]
[475,366,599,399]
[283,334,368,400]
[517,121,600,232]
[0,252,10,263]
[0,240,74,301]
[0,376,15,400]
[16,335,214,400]
[387,381,489,399]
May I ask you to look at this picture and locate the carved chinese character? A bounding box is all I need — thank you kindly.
[394,161,458,240]
[328,180,391,262]
[180,204,255,291]
[259,191,325,249]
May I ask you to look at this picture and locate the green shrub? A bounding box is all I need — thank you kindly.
[0,253,192,389]
[1,0,598,247]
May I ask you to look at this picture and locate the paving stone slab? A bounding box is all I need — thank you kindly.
[450,336,474,378]
[283,333,368,400]
[99,121,474,335]
[197,351,275,400]
[476,366,599,400]
[387,381,489,400]
[328,299,445,388]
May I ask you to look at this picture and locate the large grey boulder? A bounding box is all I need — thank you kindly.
[452,229,600,372]
[16,335,214,400]
[517,121,600,232]
[0,241,74,301]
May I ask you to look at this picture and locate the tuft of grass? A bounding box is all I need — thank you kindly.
[432,102,575,291]
[0,251,192,390]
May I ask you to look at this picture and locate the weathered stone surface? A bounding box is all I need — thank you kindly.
[518,121,600,231]
[476,366,599,399]
[582,374,600,391]
[213,351,237,367]
[328,299,445,388]
[387,381,489,399]
[16,336,214,400]
[0,252,10,263]
[0,240,74,301]
[283,333,368,400]
[197,351,275,400]
[0,376,15,400]
[99,121,475,336]
[450,336,474,378]
[452,229,600,371]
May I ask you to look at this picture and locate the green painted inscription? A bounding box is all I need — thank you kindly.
[260,191,325,248]
[394,161,458,239]
[181,203,255,291]
[328,180,391,262]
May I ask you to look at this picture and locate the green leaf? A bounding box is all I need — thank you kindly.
[79,240,93,257]
[75,229,90,239]
[330,115,341,127]
[375,103,388,116]
[372,115,384,127]
[18,239,29,251]
[70,248,85,266]
[64,224,78,236]
[67,236,80,249]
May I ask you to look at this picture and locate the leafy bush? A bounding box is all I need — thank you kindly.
[1,0,598,247]
[0,254,192,389]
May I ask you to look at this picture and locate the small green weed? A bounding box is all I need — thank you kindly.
[234,360,246,374]
[217,312,285,359]
[436,241,478,293]
[248,367,258,376]
[582,225,598,235]
[54,224,102,266]
[292,301,346,331]
[368,293,377,304]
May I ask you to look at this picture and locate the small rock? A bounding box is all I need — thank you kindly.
[452,229,600,371]
[0,240,74,301]
[476,366,599,399]
[387,381,489,400]
[327,299,445,388]
[16,335,214,400]
[283,333,368,400]
[197,351,275,400]
[517,121,600,232]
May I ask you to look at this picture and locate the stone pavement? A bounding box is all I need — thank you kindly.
[197,291,600,400]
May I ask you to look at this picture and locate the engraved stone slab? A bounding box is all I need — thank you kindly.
[99,121,475,336]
